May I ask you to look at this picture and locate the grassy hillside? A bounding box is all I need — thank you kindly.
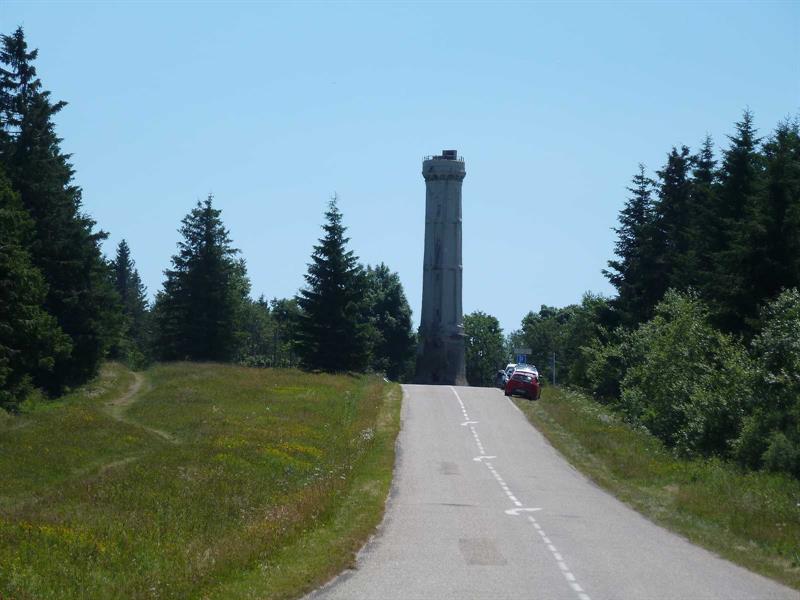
[516,387,800,590]
[0,362,401,599]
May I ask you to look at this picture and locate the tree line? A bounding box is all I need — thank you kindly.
[502,112,800,478]
[0,27,415,411]
[151,193,415,379]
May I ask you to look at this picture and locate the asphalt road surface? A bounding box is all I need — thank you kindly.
[309,385,797,600]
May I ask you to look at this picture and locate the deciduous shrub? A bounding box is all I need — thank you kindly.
[617,290,754,457]
[733,289,800,476]
[584,328,631,403]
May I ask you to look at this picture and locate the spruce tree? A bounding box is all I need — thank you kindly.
[688,135,718,292]
[0,27,121,391]
[364,263,416,380]
[604,165,660,325]
[750,120,800,313]
[0,27,40,139]
[0,168,70,408]
[710,110,765,333]
[110,239,150,362]
[296,197,370,372]
[154,195,249,361]
[654,145,694,291]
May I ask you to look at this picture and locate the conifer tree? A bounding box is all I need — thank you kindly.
[688,135,718,291]
[296,197,370,372]
[238,295,277,367]
[654,145,694,291]
[710,110,765,332]
[110,239,150,362]
[154,195,249,361]
[0,168,70,408]
[0,28,40,139]
[750,120,800,313]
[604,165,660,325]
[270,297,300,367]
[0,27,120,391]
[364,263,415,380]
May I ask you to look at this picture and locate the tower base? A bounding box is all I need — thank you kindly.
[414,329,467,386]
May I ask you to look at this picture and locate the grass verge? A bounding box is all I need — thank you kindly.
[0,362,401,599]
[203,379,401,599]
[515,386,800,590]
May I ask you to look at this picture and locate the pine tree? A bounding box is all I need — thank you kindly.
[110,239,150,362]
[0,168,70,408]
[296,197,370,372]
[154,195,250,361]
[364,263,415,380]
[603,164,661,325]
[0,27,121,392]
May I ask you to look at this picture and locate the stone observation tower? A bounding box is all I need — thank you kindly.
[415,150,467,385]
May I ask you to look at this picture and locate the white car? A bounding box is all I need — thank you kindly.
[495,363,517,388]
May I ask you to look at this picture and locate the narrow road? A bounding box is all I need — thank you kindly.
[310,385,796,600]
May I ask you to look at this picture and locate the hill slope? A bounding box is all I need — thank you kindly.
[0,362,400,599]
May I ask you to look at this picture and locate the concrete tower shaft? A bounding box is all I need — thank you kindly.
[415,150,467,385]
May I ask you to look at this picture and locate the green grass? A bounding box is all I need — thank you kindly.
[0,362,401,599]
[515,386,800,590]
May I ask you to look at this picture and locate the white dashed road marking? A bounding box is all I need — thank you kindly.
[450,386,592,600]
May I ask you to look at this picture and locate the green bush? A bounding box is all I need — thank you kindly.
[732,412,769,469]
[0,406,11,428]
[520,286,800,478]
[733,289,800,476]
[560,294,616,389]
[762,431,799,474]
[618,290,754,457]
[584,328,630,402]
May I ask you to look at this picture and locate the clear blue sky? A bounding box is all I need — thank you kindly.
[2,1,798,333]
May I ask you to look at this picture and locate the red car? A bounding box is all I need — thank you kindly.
[504,365,541,400]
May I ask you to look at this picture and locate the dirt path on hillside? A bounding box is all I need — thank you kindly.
[104,372,177,443]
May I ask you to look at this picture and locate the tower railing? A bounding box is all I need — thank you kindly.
[423,155,465,162]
